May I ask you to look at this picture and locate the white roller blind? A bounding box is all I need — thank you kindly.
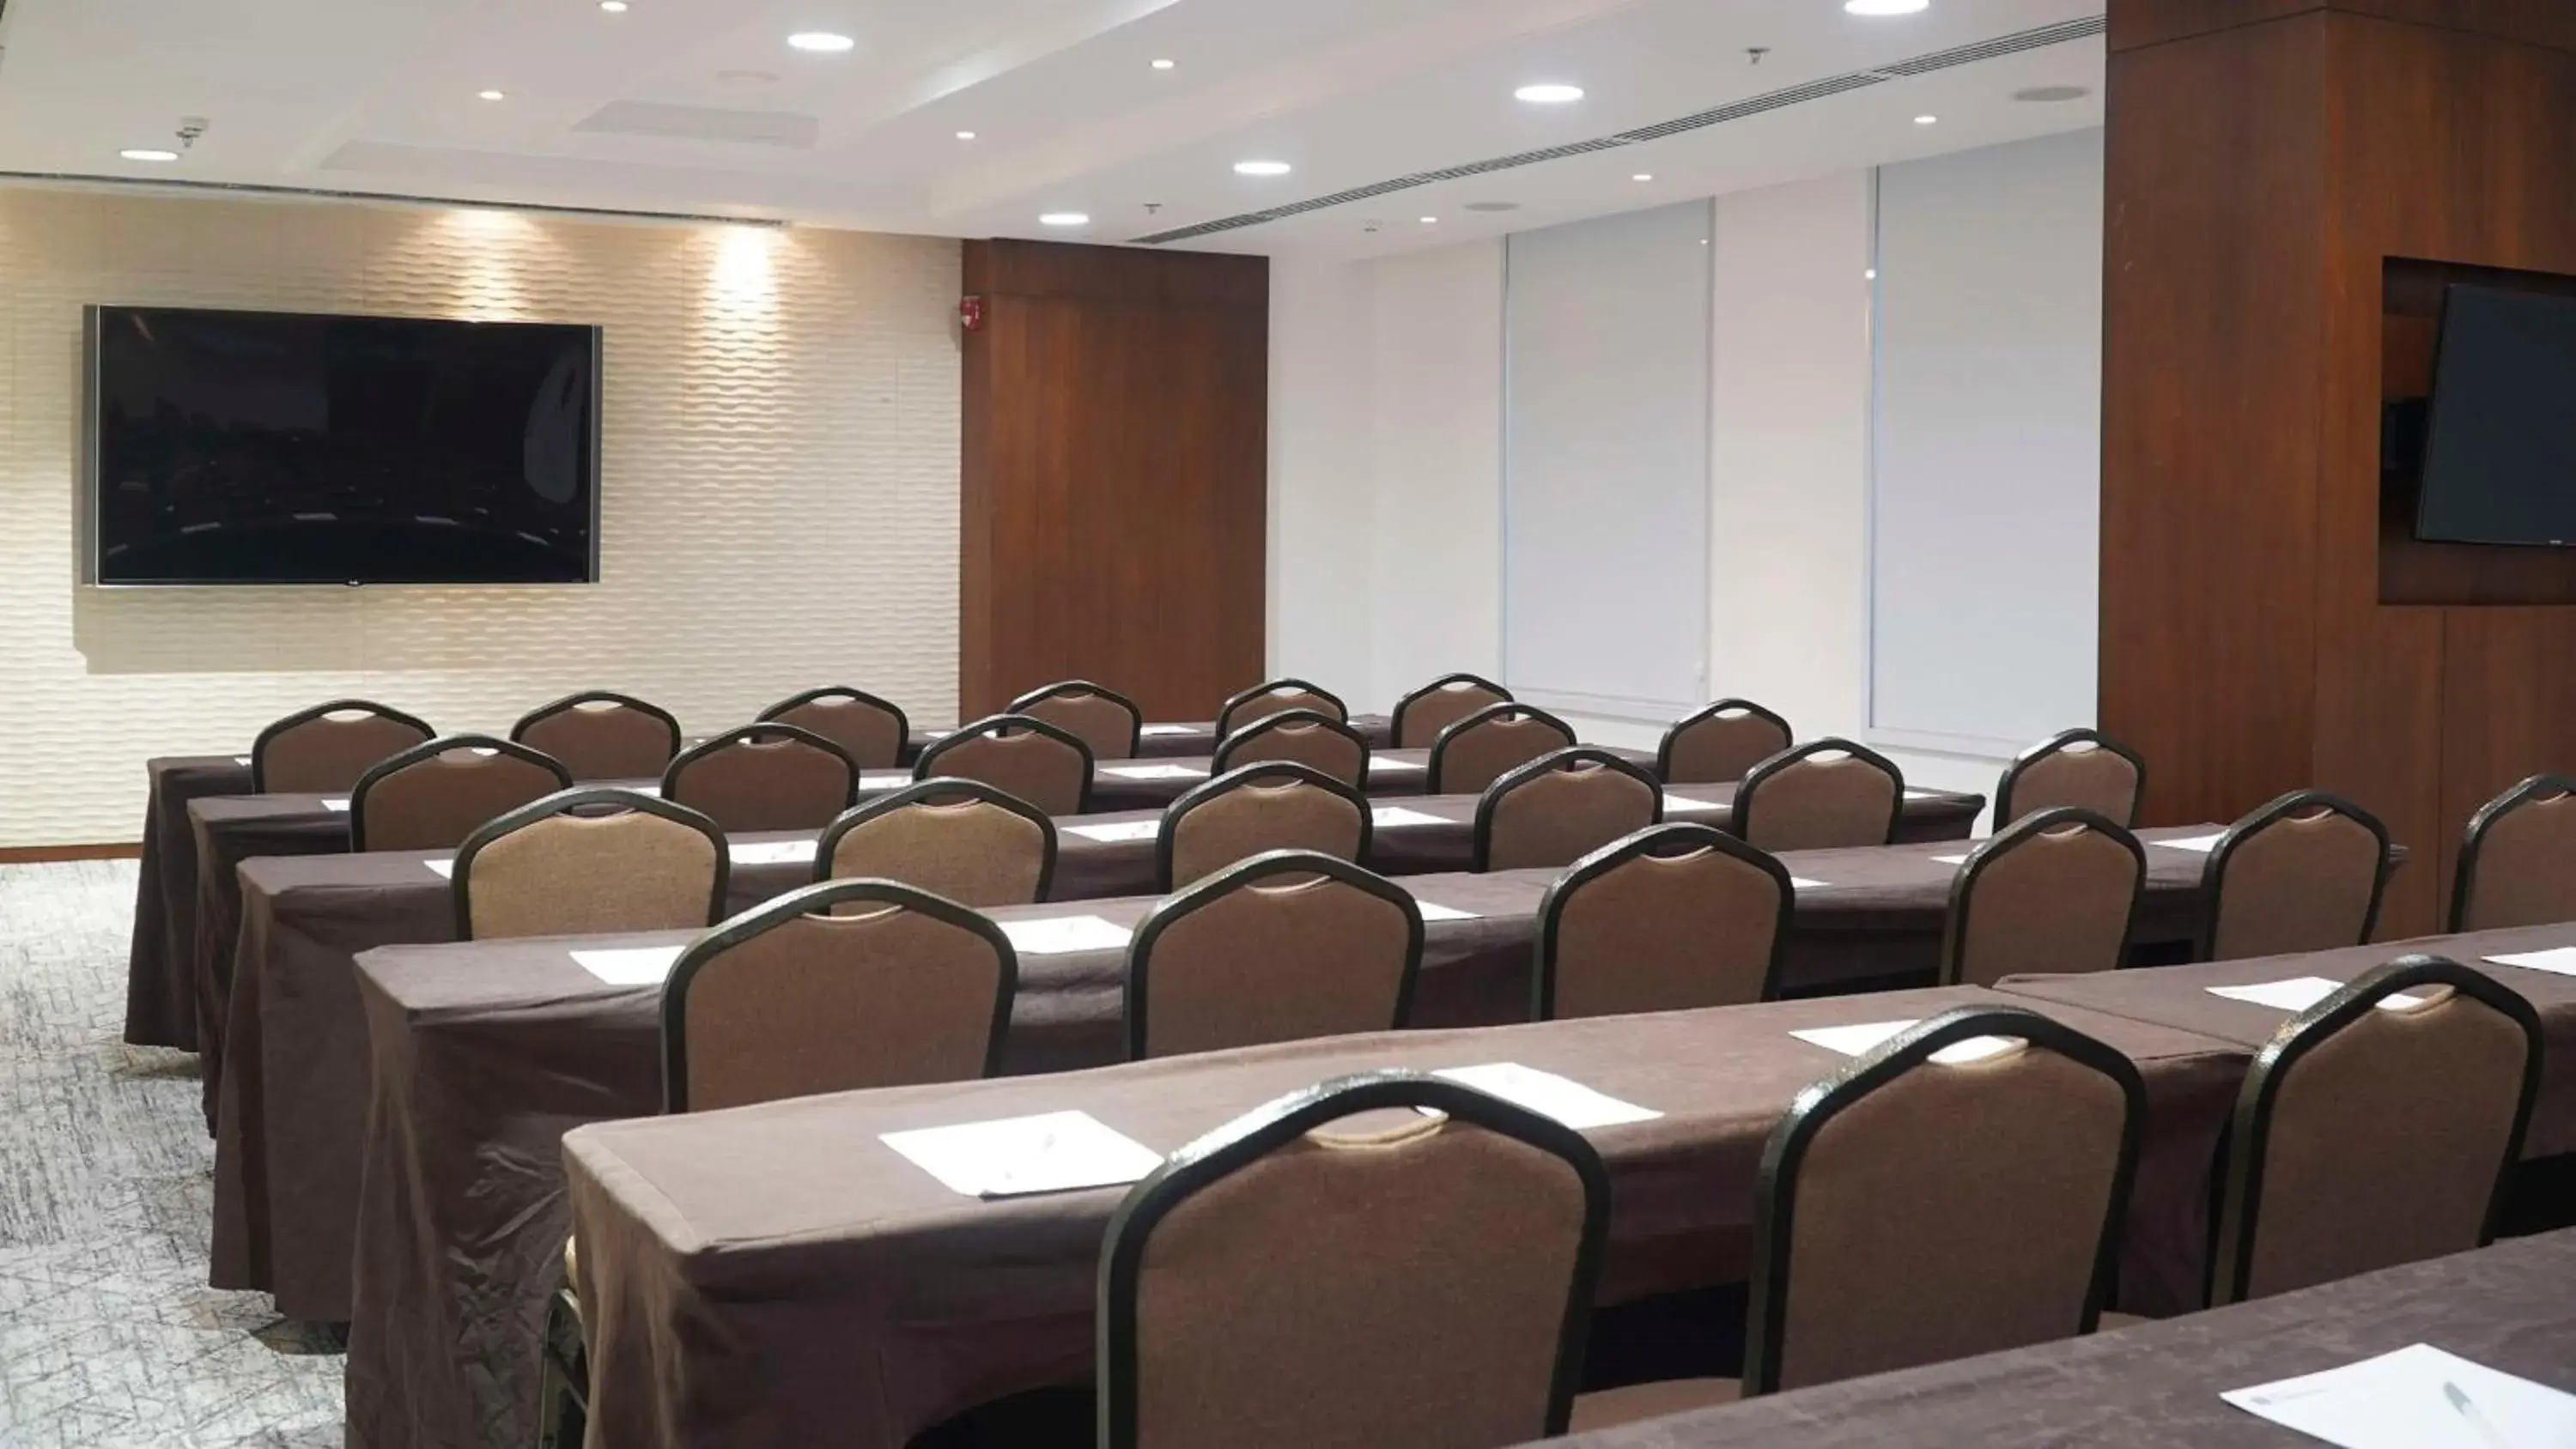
[1503,201,1712,718]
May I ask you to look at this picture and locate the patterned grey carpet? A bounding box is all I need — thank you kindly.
[1,860,343,1448]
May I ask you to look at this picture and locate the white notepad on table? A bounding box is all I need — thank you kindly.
[1139,724,1200,737]
[2208,978,2424,1013]
[1433,1064,1661,1129]
[1367,756,1425,773]
[883,1110,1163,1198]
[1000,915,1133,955]
[1789,877,1828,891]
[1414,901,1477,923]
[1103,764,1206,781]
[2154,832,2227,853]
[321,798,350,812]
[1370,806,1447,829]
[570,946,685,985]
[234,755,254,767]
[2485,947,2576,979]
[858,771,915,791]
[1930,853,1971,866]
[1792,1021,2019,1064]
[2222,1343,2576,1449]
[1662,791,1725,814]
[729,840,817,866]
[1066,821,1162,844]
[423,858,454,880]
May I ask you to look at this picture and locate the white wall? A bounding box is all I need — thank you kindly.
[1267,254,1379,702]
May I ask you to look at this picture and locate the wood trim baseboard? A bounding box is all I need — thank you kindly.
[0,842,143,863]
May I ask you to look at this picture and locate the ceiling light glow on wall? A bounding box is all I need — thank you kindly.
[1420,216,1439,224]
[119,149,180,162]
[1632,173,1654,181]
[1844,0,1930,13]
[1914,114,1939,125]
[788,32,855,52]
[1515,83,1584,104]
[1233,160,1291,177]
[1040,212,1091,227]
[478,89,507,101]
[956,130,977,140]
[598,1,629,11]
[1151,58,1176,70]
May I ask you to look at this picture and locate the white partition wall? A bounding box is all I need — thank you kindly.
[1502,201,1714,718]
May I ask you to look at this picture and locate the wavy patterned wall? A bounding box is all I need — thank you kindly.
[0,187,961,847]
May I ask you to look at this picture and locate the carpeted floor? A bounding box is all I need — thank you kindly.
[0,860,343,1447]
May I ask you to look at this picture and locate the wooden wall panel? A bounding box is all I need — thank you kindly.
[959,240,1269,721]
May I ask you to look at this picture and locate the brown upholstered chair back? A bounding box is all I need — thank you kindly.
[1940,808,2146,989]
[1126,851,1420,1060]
[914,714,1094,816]
[1393,672,1511,748]
[1995,730,2147,828]
[1212,709,1370,788]
[661,724,858,834]
[1657,699,1792,785]
[1536,824,1793,1020]
[1218,677,1349,737]
[1733,740,1903,852]
[758,687,909,769]
[2202,791,2390,961]
[661,880,1015,1113]
[1747,1009,2142,1396]
[1161,764,1372,891]
[1008,680,1141,761]
[1101,1071,1608,1449]
[251,699,434,793]
[816,779,1056,907]
[349,736,572,853]
[1428,702,1577,796]
[2208,956,2540,1307]
[453,789,728,940]
[2451,774,2576,932]
[510,691,683,782]
[1474,748,1662,873]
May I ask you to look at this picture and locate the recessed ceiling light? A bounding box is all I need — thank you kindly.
[1233,160,1291,177]
[1040,212,1090,227]
[1420,216,1439,224]
[1631,173,1654,182]
[598,1,628,11]
[1151,58,1176,70]
[119,149,179,162]
[788,31,854,52]
[956,130,977,141]
[1844,0,1930,14]
[1914,113,1938,124]
[1515,83,1584,105]
[477,89,507,101]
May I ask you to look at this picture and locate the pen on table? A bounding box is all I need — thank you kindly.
[2445,1379,2518,1449]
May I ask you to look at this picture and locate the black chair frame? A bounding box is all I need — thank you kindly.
[1993,728,2149,828]
[659,721,862,816]
[1007,680,1144,759]
[1425,700,1576,795]
[1211,708,1371,783]
[348,734,571,852]
[1938,806,2146,988]
[2196,789,2392,961]
[1531,822,1795,1020]
[1654,698,1792,784]
[1157,761,1375,893]
[2449,773,2576,934]
[450,786,731,940]
[813,777,1060,901]
[508,690,684,764]
[1217,677,1351,737]
[1390,671,1513,749]
[757,686,913,767]
[1732,738,1906,848]
[248,698,434,792]
[1471,746,1663,873]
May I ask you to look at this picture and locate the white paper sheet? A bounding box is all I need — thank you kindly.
[858,771,915,790]
[1102,764,1206,781]
[1790,877,1829,890]
[1367,756,1426,774]
[882,1110,1163,1198]
[1905,789,1943,800]
[423,858,454,879]
[2485,947,2576,979]
[1414,901,1477,922]
[1931,853,1971,865]
[1066,821,1163,844]
[1791,1020,2019,1064]
[1433,1064,1662,1129]
[570,946,685,985]
[321,798,350,812]
[1139,724,1200,737]
[2208,978,2424,1013]
[730,840,817,866]
[999,915,1133,955]
[1370,806,1449,829]
[2154,832,2227,853]
[1662,791,1726,813]
[234,755,254,767]
[2222,1343,2576,1449]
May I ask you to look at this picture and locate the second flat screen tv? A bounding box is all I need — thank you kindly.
[2415,284,2576,548]
[89,306,601,585]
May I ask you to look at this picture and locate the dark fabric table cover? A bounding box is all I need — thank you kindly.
[343,828,2201,1449]
[556,991,2247,1449]
[1998,921,2576,1160]
[1529,1227,2576,1449]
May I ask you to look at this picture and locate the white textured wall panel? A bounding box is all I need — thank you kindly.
[0,187,961,847]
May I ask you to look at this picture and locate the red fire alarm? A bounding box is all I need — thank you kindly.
[959,295,985,332]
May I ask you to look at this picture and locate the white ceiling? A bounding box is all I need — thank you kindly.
[0,0,2106,257]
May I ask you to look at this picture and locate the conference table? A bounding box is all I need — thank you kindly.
[118,716,1394,1049]
[1528,1227,2576,1448]
[340,826,2238,1449]
[553,990,2251,1449]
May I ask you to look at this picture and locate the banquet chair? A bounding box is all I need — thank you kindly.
[1534,824,1794,1021]
[2205,955,2539,1307]
[660,723,859,834]
[2449,773,2576,932]
[1994,729,2148,829]
[348,735,572,853]
[914,714,1095,816]
[1212,708,1370,789]
[1217,676,1349,737]
[1939,808,2145,988]
[1473,748,1661,873]
[1656,699,1792,786]
[2199,791,2390,961]
[1159,763,1371,891]
[452,788,727,940]
[1009,680,1143,761]
[757,686,910,770]
[1099,1070,1607,1449]
[510,691,683,783]
[250,699,434,793]
[1732,740,1905,852]
[1124,850,1420,1060]
[1427,702,1576,796]
[1392,671,1512,749]
[817,779,1056,907]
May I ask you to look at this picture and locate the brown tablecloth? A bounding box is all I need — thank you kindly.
[1531,1227,2576,1449]
[558,990,2247,1449]
[125,755,253,1050]
[342,829,2194,1449]
[1998,921,2576,1159]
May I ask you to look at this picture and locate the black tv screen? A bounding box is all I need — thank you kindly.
[88,306,600,585]
[2415,284,2576,548]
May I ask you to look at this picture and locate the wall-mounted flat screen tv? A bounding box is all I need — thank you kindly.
[2415,284,2576,548]
[88,306,601,585]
